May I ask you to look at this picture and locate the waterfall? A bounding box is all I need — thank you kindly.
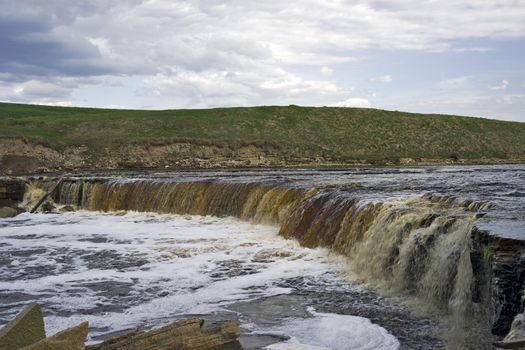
[37,177,502,346]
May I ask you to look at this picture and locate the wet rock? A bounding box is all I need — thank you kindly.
[41,201,56,213]
[86,318,241,350]
[0,303,46,350]
[489,235,525,337]
[494,313,525,349]
[60,205,75,212]
[0,178,26,206]
[0,206,23,218]
[503,312,525,342]
[21,321,88,350]
[419,213,439,228]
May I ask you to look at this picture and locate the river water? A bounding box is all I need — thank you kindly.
[1,165,524,349]
[0,212,434,349]
[70,164,525,239]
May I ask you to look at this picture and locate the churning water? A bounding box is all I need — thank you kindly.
[1,165,524,349]
[0,212,421,349]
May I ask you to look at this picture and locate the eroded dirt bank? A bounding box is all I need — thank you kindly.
[1,138,523,175]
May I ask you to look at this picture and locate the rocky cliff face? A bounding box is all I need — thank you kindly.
[489,234,525,336]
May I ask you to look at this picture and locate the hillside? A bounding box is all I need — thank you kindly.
[0,102,524,173]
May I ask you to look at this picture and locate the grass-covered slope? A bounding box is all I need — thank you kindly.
[1,102,524,169]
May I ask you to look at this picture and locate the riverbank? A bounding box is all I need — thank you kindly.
[1,103,525,175]
[1,137,524,176]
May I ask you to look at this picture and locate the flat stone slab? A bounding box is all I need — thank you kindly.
[86,318,241,350]
[20,321,88,350]
[0,303,46,350]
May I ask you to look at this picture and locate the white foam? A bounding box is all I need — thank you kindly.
[0,212,338,337]
[266,308,399,350]
[0,211,400,348]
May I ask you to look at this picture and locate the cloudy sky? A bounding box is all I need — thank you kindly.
[1,0,525,122]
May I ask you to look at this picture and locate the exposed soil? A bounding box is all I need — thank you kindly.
[1,138,523,175]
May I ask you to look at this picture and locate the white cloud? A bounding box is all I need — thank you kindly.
[489,80,509,90]
[370,75,392,83]
[30,100,73,107]
[438,76,472,88]
[144,66,344,107]
[1,1,525,121]
[333,97,372,108]
[5,80,71,101]
[0,76,121,105]
[87,37,116,59]
[4,0,525,81]
[320,66,334,77]
[12,86,25,96]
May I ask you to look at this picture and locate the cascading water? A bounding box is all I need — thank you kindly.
[280,195,495,348]
[21,176,511,347]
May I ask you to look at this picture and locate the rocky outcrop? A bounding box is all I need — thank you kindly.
[0,304,46,350]
[0,178,26,207]
[20,322,88,350]
[0,304,242,350]
[0,206,23,218]
[0,178,27,217]
[495,313,525,348]
[86,318,241,350]
[490,235,525,336]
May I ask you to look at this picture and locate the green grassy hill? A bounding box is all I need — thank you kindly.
[0,102,524,171]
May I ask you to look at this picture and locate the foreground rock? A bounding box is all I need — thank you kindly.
[21,322,88,350]
[0,206,23,218]
[0,304,242,350]
[86,318,241,350]
[494,312,525,349]
[0,304,46,350]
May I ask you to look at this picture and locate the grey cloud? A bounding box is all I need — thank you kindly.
[4,0,525,80]
[1,0,525,119]
[0,80,71,103]
[0,32,109,77]
[0,0,133,78]
[143,64,345,108]
[0,75,122,105]
[0,0,125,26]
